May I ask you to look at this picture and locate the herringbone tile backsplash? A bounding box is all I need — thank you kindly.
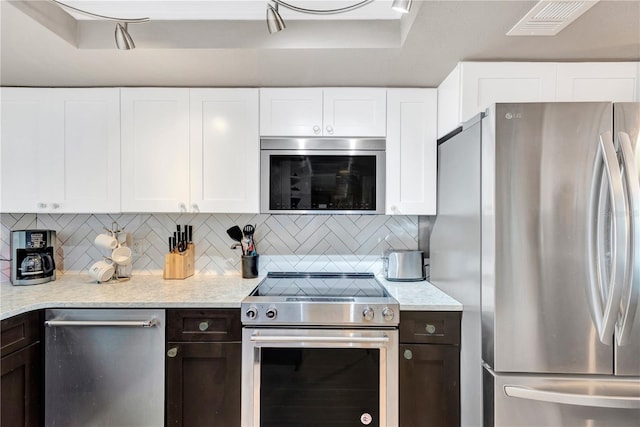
[1,213,418,281]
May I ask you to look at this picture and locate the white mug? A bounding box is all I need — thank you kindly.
[89,260,115,282]
[95,233,118,250]
[111,246,132,266]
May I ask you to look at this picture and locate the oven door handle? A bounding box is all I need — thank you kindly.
[250,335,390,343]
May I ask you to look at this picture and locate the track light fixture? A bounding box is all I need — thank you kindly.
[265,0,410,34]
[115,23,136,50]
[391,0,412,14]
[50,0,149,49]
[266,3,286,34]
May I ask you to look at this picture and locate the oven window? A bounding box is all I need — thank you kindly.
[260,348,380,427]
[269,155,377,211]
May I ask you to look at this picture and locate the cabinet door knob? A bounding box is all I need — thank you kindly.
[425,323,437,334]
[326,125,334,135]
[198,321,209,331]
[313,125,321,135]
[37,202,48,209]
[178,203,187,213]
[403,349,413,360]
[167,347,179,358]
[191,203,200,213]
[51,203,60,209]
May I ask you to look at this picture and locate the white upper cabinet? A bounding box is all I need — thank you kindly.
[322,88,387,136]
[259,88,322,136]
[386,89,437,215]
[121,88,260,213]
[556,62,639,102]
[121,88,191,213]
[190,89,260,213]
[1,88,120,213]
[1,88,52,213]
[260,88,386,137]
[438,61,640,138]
[438,62,557,137]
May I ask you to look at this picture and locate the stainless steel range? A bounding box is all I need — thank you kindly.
[241,272,399,427]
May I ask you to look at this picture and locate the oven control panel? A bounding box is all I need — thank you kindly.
[241,301,399,326]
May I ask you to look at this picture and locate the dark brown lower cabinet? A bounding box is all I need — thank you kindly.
[399,311,461,427]
[1,311,43,427]
[166,309,241,427]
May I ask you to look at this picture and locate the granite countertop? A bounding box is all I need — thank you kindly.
[1,274,461,320]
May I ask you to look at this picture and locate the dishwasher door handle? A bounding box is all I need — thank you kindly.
[45,319,158,328]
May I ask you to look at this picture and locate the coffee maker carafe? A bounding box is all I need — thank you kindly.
[11,230,56,285]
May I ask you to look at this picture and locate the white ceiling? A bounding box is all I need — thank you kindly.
[1,0,639,87]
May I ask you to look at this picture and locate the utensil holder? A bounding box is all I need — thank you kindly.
[163,244,195,280]
[242,254,259,279]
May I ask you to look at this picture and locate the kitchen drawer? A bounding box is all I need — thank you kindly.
[167,309,241,342]
[1,311,42,357]
[400,311,461,345]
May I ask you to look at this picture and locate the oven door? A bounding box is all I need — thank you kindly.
[242,327,398,427]
[260,138,386,215]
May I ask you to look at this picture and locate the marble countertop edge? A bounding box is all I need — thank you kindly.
[1,274,462,320]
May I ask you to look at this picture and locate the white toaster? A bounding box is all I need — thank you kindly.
[384,250,426,281]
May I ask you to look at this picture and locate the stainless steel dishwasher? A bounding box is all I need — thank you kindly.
[44,309,165,427]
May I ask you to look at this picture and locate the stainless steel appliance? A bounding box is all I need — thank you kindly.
[430,102,640,426]
[241,272,399,427]
[44,309,165,427]
[11,229,56,285]
[383,249,426,281]
[260,138,385,214]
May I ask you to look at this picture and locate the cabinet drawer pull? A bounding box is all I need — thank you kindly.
[198,321,209,331]
[167,347,178,358]
[425,323,436,334]
[404,349,413,360]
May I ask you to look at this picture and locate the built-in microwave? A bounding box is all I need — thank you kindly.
[260,138,385,214]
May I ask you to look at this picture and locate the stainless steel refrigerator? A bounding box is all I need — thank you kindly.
[430,102,640,426]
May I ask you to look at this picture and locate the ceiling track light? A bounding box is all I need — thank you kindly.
[266,3,286,34]
[115,23,136,50]
[271,0,375,15]
[50,0,149,49]
[265,0,410,35]
[391,0,412,14]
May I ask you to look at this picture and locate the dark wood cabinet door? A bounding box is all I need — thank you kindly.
[1,342,42,427]
[399,344,460,427]
[166,341,241,427]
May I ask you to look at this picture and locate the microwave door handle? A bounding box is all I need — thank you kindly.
[587,132,628,345]
[615,131,640,346]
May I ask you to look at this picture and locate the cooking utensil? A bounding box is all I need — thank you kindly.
[227,226,243,243]
[243,224,255,238]
[243,224,257,256]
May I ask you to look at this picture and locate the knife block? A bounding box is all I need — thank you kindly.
[163,244,195,280]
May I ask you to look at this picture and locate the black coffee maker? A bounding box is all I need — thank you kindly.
[11,230,56,285]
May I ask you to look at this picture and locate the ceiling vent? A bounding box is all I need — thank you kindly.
[507,0,599,36]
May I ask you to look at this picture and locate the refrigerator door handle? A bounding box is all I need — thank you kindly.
[504,385,640,409]
[587,131,629,345]
[615,131,640,346]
